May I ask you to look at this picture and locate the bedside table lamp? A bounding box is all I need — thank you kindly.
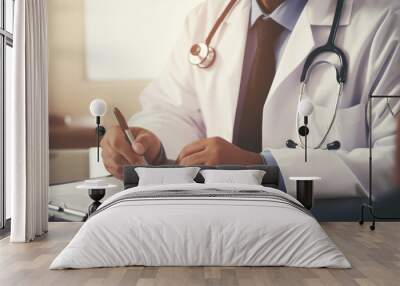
[77,179,117,218]
[298,99,314,162]
[90,99,107,162]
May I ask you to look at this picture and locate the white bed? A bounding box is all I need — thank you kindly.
[50,183,350,269]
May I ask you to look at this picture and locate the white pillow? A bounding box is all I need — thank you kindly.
[200,169,266,185]
[135,167,201,186]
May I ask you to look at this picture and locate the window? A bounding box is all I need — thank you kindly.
[0,0,14,231]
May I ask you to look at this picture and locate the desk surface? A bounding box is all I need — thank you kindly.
[49,177,123,214]
[1,222,400,286]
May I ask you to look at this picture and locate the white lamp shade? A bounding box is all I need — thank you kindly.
[298,99,314,116]
[90,99,107,117]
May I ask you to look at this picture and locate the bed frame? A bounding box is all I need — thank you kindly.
[123,165,280,189]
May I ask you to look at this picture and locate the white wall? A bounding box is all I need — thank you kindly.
[48,0,204,127]
[48,0,145,127]
[85,0,204,80]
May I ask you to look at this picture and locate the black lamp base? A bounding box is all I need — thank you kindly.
[87,188,106,216]
[296,180,314,210]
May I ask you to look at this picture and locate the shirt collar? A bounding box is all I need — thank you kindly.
[251,0,307,31]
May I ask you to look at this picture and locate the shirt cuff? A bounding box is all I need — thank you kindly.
[260,150,287,192]
[260,150,278,166]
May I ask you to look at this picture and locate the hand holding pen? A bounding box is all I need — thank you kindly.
[100,108,164,180]
[113,107,149,165]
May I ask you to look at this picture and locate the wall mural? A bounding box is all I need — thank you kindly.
[48,0,400,224]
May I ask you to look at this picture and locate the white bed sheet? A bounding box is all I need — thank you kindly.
[50,183,350,269]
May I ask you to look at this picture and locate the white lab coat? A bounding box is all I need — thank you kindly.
[130,0,400,199]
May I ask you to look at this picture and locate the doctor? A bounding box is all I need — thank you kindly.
[101,0,400,197]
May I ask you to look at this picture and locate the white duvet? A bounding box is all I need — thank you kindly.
[50,183,350,269]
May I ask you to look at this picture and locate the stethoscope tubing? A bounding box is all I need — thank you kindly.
[205,0,237,46]
[296,60,344,149]
[296,81,344,150]
[294,0,347,150]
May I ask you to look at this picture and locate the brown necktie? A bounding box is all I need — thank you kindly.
[234,18,283,153]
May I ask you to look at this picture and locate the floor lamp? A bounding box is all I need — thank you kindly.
[359,94,400,230]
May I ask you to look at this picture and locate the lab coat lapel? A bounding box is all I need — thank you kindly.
[268,4,314,98]
[307,0,354,26]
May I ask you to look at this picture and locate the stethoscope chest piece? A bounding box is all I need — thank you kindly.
[188,0,237,69]
[189,43,216,68]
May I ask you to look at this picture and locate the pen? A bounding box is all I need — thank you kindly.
[113,107,148,165]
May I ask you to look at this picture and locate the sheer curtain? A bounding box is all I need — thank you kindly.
[8,0,49,242]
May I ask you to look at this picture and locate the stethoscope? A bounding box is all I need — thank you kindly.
[287,0,347,151]
[188,0,237,68]
[189,0,347,151]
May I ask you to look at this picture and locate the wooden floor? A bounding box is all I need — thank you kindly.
[0,222,399,286]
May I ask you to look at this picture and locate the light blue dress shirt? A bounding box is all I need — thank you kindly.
[253,0,306,191]
[251,0,306,65]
